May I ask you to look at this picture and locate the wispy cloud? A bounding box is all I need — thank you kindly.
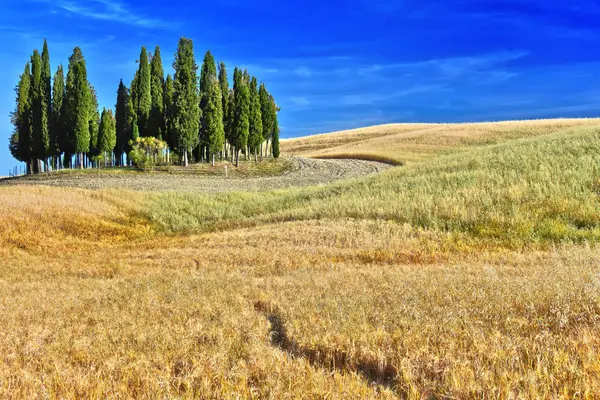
[340,85,446,106]
[289,96,311,107]
[357,50,528,80]
[294,66,312,78]
[39,0,172,28]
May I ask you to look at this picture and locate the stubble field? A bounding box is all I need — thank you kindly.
[1,118,600,399]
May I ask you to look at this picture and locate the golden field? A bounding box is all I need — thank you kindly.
[2,118,600,398]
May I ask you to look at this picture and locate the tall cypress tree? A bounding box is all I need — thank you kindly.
[199,50,217,161]
[128,70,139,161]
[136,47,152,137]
[114,79,129,166]
[30,49,43,173]
[63,47,91,168]
[271,95,280,158]
[98,108,117,167]
[61,49,78,167]
[88,83,100,164]
[225,89,234,158]
[232,67,250,166]
[40,39,51,171]
[148,46,165,139]
[218,62,229,152]
[204,77,225,165]
[126,96,138,164]
[172,37,200,166]
[248,76,263,161]
[51,65,64,168]
[259,82,275,156]
[9,63,33,173]
[163,74,175,150]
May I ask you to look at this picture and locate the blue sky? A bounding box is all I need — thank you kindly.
[1,0,600,172]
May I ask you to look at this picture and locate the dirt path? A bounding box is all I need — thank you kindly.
[0,158,392,193]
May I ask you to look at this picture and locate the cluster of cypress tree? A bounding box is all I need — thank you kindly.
[10,37,280,173]
[9,41,117,173]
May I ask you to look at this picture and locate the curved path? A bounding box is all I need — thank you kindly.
[0,158,392,193]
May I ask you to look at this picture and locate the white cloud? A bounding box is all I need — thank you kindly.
[294,66,312,78]
[289,96,311,107]
[53,0,172,28]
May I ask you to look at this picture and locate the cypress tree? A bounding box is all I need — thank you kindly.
[51,65,64,168]
[88,83,100,165]
[172,37,200,166]
[129,70,139,155]
[218,62,229,155]
[204,77,225,166]
[163,74,175,150]
[226,89,234,159]
[259,82,275,156]
[199,50,218,162]
[61,49,79,168]
[9,63,33,173]
[40,40,51,171]
[136,47,152,136]
[30,49,43,173]
[271,96,280,158]
[232,67,249,166]
[63,47,91,168]
[126,97,138,164]
[114,79,129,166]
[248,76,263,161]
[98,108,117,167]
[148,46,165,139]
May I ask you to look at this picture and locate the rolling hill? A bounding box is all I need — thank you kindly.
[1,118,600,398]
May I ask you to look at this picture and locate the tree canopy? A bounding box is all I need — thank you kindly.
[8,37,280,173]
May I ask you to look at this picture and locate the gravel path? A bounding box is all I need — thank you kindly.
[0,158,392,193]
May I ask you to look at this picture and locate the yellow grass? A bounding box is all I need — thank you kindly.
[2,118,600,398]
[282,118,600,164]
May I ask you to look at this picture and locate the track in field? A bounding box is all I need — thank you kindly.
[0,158,392,193]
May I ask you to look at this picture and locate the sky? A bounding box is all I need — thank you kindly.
[1,0,600,172]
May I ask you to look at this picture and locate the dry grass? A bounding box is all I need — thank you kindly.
[282,118,600,164]
[2,118,600,398]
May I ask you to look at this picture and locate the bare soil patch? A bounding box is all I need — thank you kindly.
[0,158,391,193]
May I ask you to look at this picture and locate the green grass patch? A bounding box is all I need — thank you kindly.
[144,125,600,247]
[11,157,294,180]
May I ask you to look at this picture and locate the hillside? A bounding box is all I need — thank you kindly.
[282,118,599,164]
[1,119,600,398]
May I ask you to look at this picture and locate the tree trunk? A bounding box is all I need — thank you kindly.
[235,150,239,167]
[79,153,83,169]
[212,153,215,166]
[184,150,189,167]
